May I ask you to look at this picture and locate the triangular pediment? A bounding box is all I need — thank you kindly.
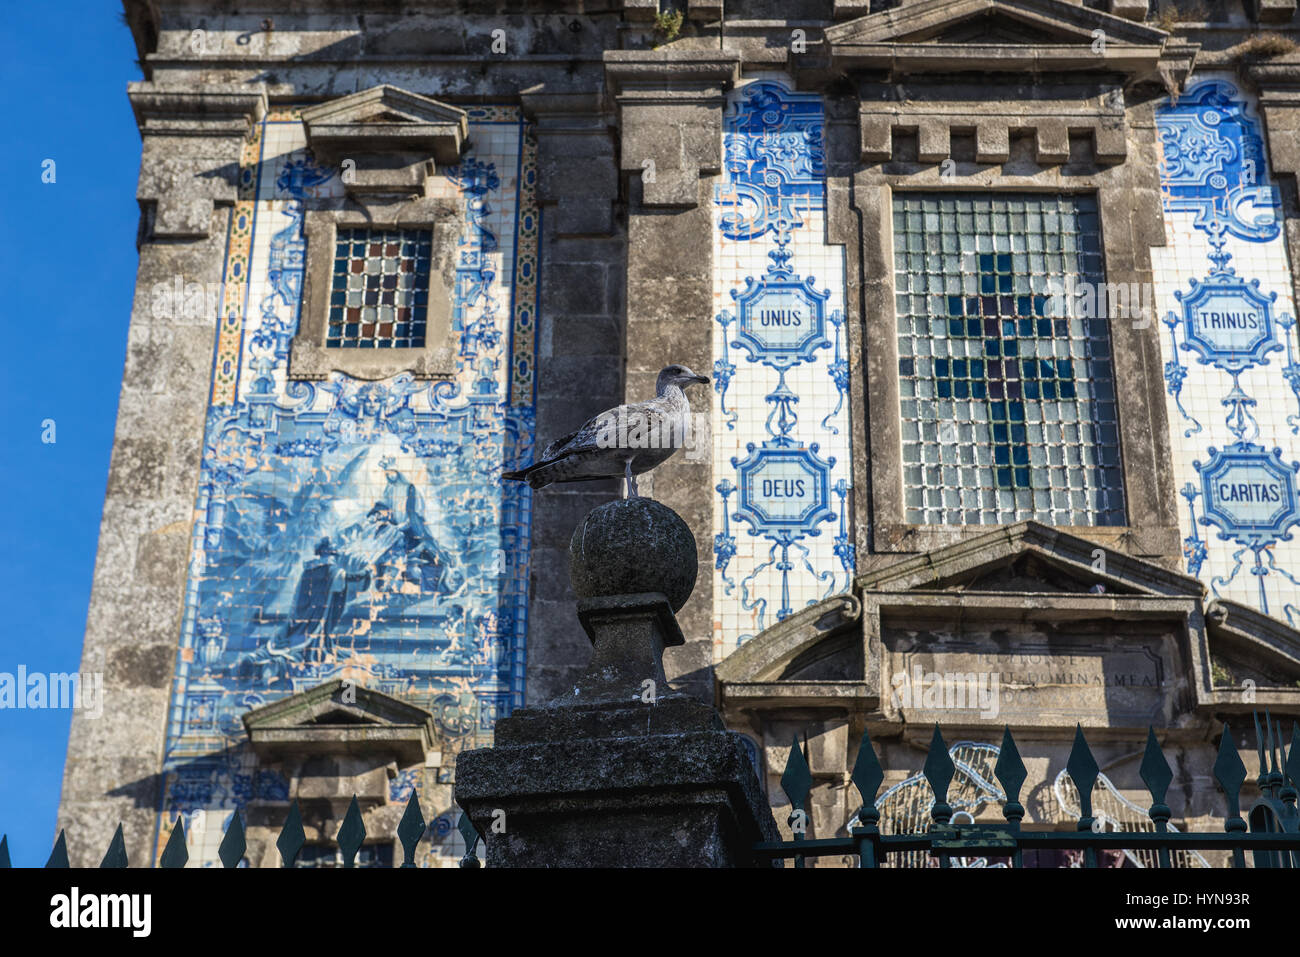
[816,0,1196,85]
[242,679,439,766]
[301,85,467,164]
[855,522,1205,598]
[826,0,1169,48]
[717,594,865,686]
[715,523,1204,691]
[242,679,433,732]
[931,13,1069,45]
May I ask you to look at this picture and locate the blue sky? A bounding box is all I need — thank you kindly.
[0,4,142,865]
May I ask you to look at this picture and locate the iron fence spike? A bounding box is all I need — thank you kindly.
[1214,722,1248,812]
[780,734,814,811]
[994,726,1028,804]
[850,727,884,809]
[0,835,9,869]
[1254,711,1268,779]
[457,810,482,868]
[336,796,366,867]
[277,800,306,868]
[1066,724,1100,821]
[1140,726,1173,806]
[923,724,954,806]
[397,791,426,867]
[100,824,128,868]
[45,830,69,869]
[218,810,246,869]
[159,816,189,869]
[1288,723,1300,788]
[1267,709,1279,775]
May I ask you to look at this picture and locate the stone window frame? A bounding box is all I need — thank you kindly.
[288,197,462,382]
[839,139,1181,564]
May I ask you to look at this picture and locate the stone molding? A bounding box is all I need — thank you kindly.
[809,0,1197,90]
[603,50,740,208]
[715,522,1247,736]
[289,196,462,381]
[127,81,268,240]
[287,85,469,381]
[300,85,467,171]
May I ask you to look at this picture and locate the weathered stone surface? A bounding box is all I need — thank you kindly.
[569,498,698,613]
[454,499,777,867]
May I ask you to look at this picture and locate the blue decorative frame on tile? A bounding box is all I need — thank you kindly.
[713,78,854,640]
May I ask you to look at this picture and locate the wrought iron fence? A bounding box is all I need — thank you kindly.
[756,712,1300,869]
[6,711,1298,869]
[0,794,486,869]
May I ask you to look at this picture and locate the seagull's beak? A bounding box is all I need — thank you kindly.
[693,374,710,385]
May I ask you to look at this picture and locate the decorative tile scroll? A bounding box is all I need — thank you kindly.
[1155,75,1300,623]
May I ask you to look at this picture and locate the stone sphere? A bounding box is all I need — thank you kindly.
[569,498,698,612]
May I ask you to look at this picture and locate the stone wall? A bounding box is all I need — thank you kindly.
[56,0,1300,864]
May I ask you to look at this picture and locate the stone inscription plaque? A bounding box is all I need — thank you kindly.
[882,631,1176,727]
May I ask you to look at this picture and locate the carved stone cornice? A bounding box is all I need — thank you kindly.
[127,81,268,240]
[603,51,741,208]
[128,82,267,138]
[803,0,1197,90]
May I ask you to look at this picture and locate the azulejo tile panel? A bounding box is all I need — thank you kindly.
[157,108,539,864]
[711,77,854,658]
[1154,75,1300,623]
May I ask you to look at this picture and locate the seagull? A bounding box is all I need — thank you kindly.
[503,364,710,497]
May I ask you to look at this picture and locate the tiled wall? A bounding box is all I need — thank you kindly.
[711,76,855,657]
[1154,75,1300,622]
[158,108,539,864]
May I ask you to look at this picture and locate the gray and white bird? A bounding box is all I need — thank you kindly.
[503,364,710,497]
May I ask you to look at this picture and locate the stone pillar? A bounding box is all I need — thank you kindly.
[454,498,779,867]
[603,51,740,700]
[1247,60,1300,338]
[56,83,266,865]
[519,90,627,705]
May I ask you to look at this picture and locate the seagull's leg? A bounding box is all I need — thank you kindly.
[623,459,635,499]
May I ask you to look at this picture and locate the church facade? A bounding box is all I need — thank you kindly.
[57,0,1300,865]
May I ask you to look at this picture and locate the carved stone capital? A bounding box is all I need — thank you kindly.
[604,51,740,208]
[127,82,267,240]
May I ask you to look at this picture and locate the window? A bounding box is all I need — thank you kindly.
[894,192,1124,527]
[328,228,433,349]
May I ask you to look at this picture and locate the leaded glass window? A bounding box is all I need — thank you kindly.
[894,192,1125,526]
[328,227,432,348]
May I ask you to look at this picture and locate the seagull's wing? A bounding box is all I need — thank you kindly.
[537,404,623,462]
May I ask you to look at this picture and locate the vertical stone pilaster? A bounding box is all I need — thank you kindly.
[1247,60,1300,330]
[523,92,628,705]
[604,52,740,701]
[128,84,267,240]
[521,91,618,238]
[56,84,266,865]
